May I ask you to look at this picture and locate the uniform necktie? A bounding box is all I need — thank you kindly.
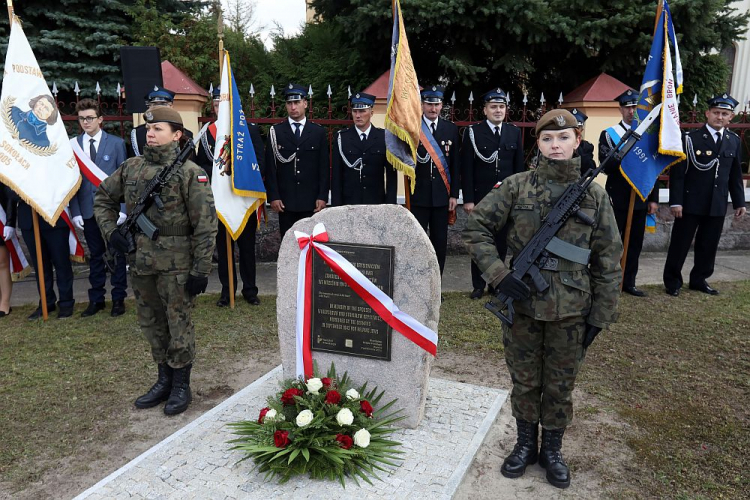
[360,132,366,141]
[89,138,96,162]
[715,131,722,149]
[293,122,301,140]
[430,122,436,135]
[494,126,500,139]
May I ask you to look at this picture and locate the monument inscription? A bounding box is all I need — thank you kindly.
[311,242,394,361]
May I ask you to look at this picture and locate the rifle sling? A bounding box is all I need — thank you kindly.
[156,225,193,236]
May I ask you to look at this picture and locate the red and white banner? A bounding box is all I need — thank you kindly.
[294,223,438,379]
[0,204,30,280]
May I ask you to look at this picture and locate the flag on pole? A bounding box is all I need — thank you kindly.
[212,51,266,239]
[620,0,685,201]
[384,0,422,193]
[0,14,80,224]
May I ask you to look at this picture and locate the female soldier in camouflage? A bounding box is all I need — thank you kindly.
[94,108,217,416]
[463,109,622,489]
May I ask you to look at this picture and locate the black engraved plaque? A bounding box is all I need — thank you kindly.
[311,241,394,360]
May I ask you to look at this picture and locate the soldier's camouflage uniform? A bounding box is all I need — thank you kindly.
[94,143,218,368]
[463,155,622,429]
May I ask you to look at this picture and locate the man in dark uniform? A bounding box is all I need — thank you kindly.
[410,85,460,276]
[128,86,193,158]
[569,108,596,175]
[460,88,523,299]
[663,94,746,296]
[195,87,265,306]
[331,92,396,206]
[7,192,75,319]
[599,89,659,297]
[264,83,330,237]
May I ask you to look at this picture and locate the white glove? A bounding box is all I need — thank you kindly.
[72,215,85,230]
[117,212,127,226]
[2,226,15,241]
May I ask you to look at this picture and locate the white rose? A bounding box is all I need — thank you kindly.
[345,388,360,400]
[306,378,323,395]
[296,409,314,427]
[336,408,354,426]
[353,428,371,448]
[264,409,277,422]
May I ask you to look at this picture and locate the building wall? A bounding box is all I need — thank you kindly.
[730,0,750,106]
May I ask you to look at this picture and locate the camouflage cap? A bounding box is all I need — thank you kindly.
[534,109,577,136]
[144,107,183,126]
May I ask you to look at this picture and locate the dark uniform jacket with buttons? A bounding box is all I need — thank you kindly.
[599,123,658,210]
[460,121,524,204]
[411,117,460,207]
[331,126,396,206]
[669,125,745,217]
[264,120,330,212]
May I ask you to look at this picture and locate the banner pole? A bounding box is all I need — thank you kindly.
[217,9,234,309]
[619,190,636,291]
[6,0,13,24]
[31,209,49,320]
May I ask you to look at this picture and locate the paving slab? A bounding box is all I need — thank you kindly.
[74,366,507,500]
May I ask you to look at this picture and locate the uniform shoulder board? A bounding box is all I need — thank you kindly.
[505,122,519,129]
[726,129,739,139]
[493,181,503,189]
[197,174,209,184]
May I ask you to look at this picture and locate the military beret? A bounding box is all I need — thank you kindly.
[535,109,578,136]
[421,85,445,103]
[284,83,308,102]
[144,107,183,126]
[707,93,738,111]
[145,86,175,104]
[614,89,638,107]
[350,91,375,109]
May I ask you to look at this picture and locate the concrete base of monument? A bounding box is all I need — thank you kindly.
[74,366,507,500]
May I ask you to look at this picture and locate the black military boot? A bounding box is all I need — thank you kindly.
[500,420,538,478]
[164,364,192,416]
[134,363,173,409]
[539,428,571,489]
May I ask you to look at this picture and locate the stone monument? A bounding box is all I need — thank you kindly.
[277,204,440,428]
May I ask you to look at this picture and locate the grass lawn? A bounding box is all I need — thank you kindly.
[1,284,748,498]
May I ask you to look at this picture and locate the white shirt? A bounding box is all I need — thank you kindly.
[705,124,723,142]
[84,129,103,158]
[288,117,307,135]
[355,124,372,140]
[486,120,502,136]
[423,116,438,132]
[621,120,632,130]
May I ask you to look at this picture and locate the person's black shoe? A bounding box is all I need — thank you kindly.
[500,420,538,479]
[216,296,230,307]
[665,287,680,297]
[623,286,647,297]
[689,283,719,295]
[57,306,74,319]
[111,300,126,317]
[243,295,261,306]
[0,307,11,318]
[539,428,570,489]
[470,288,483,300]
[135,363,173,409]
[28,305,55,320]
[81,302,105,318]
[164,364,192,416]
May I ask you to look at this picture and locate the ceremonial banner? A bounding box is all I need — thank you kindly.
[384,0,421,192]
[0,15,80,224]
[620,0,685,201]
[212,51,266,239]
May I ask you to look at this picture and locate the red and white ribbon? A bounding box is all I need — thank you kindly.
[0,204,30,280]
[294,223,438,379]
[70,138,109,188]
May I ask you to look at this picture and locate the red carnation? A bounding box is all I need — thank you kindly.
[324,390,341,405]
[258,407,270,423]
[321,377,333,387]
[335,433,353,450]
[281,388,304,405]
[360,400,373,417]
[274,430,290,448]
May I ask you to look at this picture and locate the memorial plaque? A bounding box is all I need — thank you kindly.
[311,241,394,360]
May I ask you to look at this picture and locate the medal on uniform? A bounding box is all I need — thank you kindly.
[696,150,702,156]
[706,151,713,156]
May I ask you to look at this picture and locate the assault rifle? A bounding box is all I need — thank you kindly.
[118,122,210,254]
[485,103,662,326]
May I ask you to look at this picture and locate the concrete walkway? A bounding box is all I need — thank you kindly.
[9,251,750,307]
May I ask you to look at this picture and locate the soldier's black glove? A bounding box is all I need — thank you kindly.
[186,274,208,297]
[109,231,129,255]
[496,274,531,301]
[583,324,602,349]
